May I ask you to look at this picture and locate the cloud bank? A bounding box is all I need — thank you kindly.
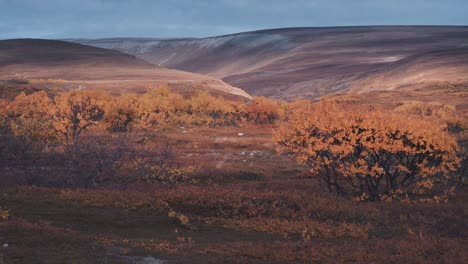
[0,0,467,39]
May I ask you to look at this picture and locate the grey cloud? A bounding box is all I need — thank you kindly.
[0,0,466,39]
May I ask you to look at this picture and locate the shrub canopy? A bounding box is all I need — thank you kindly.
[274,101,460,201]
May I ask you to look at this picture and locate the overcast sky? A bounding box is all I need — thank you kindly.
[1,0,467,39]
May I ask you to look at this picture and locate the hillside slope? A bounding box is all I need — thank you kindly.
[349,47,468,92]
[0,39,251,98]
[68,26,468,99]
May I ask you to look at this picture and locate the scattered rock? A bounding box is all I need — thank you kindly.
[249,150,262,156]
[124,256,166,264]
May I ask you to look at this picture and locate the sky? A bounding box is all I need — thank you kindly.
[1,0,467,39]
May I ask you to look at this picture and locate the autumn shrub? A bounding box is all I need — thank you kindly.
[6,91,56,145]
[244,96,280,124]
[277,99,309,121]
[0,88,287,187]
[124,87,278,127]
[0,93,56,184]
[135,86,183,130]
[274,100,461,201]
[103,94,139,133]
[185,92,240,126]
[395,101,456,119]
[52,90,105,144]
[3,88,285,138]
[395,101,467,134]
[3,90,107,146]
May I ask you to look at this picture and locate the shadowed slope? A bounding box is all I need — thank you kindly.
[0,38,154,67]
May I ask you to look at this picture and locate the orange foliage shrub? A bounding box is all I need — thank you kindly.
[395,101,455,119]
[6,91,55,144]
[136,86,184,129]
[52,91,105,144]
[187,92,231,126]
[1,88,284,138]
[245,96,280,124]
[103,94,139,133]
[274,100,461,201]
[1,92,57,183]
[395,101,466,134]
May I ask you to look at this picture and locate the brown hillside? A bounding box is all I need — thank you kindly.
[69,26,468,100]
[0,39,251,98]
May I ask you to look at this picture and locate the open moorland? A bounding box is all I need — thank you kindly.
[0,27,467,264]
[70,26,468,99]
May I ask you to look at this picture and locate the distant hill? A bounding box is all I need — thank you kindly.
[349,47,468,92]
[67,26,468,100]
[0,39,251,98]
[0,38,154,67]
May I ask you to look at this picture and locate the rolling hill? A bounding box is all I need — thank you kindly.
[0,39,251,98]
[68,26,468,100]
[348,47,468,92]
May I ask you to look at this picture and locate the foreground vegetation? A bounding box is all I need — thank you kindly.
[1,183,467,263]
[0,86,466,263]
[276,101,461,202]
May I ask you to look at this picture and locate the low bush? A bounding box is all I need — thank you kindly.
[275,100,461,201]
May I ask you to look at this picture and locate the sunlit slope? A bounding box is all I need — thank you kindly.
[0,39,251,98]
[349,47,468,92]
[68,26,468,100]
